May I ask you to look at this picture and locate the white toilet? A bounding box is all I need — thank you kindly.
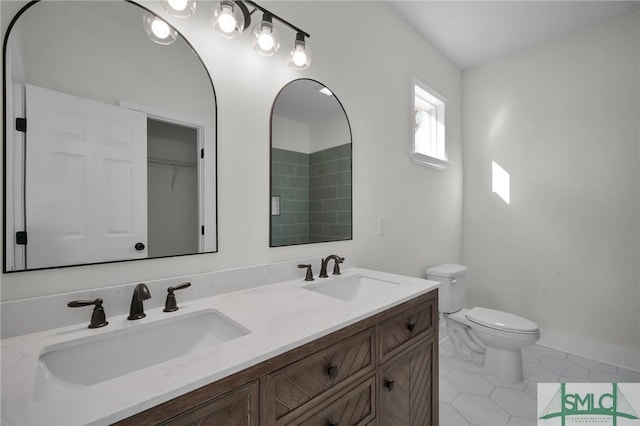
[427,264,540,383]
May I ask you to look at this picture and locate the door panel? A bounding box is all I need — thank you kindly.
[25,84,147,269]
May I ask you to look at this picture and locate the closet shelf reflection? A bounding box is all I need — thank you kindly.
[148,157,197,168]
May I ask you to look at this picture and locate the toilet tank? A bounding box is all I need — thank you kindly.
[426,264,467,313]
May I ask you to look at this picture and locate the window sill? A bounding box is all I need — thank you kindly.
[410,152,449,170]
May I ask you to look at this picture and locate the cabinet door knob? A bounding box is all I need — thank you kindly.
[407,322,416,333]
[134,242,145,251]
[327,365,339,380]
[384,379,395,392]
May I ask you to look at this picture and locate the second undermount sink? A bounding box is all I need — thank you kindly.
[36,309,249,390]
[303,274,401,302]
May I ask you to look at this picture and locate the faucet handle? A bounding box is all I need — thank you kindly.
[68,298,108,329]
[297,264,314,281]
[164,282,191,312]
[333,257,345,275]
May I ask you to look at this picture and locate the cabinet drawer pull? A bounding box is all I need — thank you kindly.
[384,379,395,392]
[407,322,416,333]
[327,365,339,380]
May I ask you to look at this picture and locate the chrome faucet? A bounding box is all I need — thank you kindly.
[128,283,151,320]
[319,255,344,278]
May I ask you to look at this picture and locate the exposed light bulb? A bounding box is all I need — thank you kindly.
[143,12,177,45]
[151,18,171,40]
[288,33,312,70]
[167,0,188,11]
[162,0,196,18]
[212,1,245,39]
[258,28,274,51]
[217,6,237,33]
[292,48,307,66]
[252,15,279,56]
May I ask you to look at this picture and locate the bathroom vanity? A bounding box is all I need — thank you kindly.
[0,267,439,425]
[117,290,437,425]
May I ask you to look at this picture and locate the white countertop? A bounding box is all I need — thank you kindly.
[1,268,439,425]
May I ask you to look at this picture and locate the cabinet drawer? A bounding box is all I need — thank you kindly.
[160,380,259,426]
[378,299,434,363]
[287,376,375,426]
[265,328,375,424]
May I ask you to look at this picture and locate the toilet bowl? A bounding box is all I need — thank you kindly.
[427,264,540,383]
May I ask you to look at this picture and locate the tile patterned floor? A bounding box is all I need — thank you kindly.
[439,339,640,426]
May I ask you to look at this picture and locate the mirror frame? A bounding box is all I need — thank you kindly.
[2,0,218,272]
[269,78,353,248]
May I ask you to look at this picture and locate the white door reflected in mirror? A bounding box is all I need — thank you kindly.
[3,0,217,272]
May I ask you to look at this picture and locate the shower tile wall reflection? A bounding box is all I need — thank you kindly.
[271,144,351,246]
[310,144,351,242]
[271,148,310,245]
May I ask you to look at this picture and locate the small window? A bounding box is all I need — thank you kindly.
[411,79,448,169]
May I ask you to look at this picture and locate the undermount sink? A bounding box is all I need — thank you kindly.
[303,274,401,302]
[35,310,249,394]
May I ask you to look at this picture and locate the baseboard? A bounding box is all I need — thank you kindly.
[537,329,640,373]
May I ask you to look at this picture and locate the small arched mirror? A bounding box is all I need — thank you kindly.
[3,0,217,272]
[270,79,352,247]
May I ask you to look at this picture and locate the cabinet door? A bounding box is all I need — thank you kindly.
[160,381,259,426]
[379,337,435,426]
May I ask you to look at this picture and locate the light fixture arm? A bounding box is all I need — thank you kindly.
[243,0,310,39]
[231,0,253,29]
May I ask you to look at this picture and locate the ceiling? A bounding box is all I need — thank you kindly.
[386,1,640,70]
[273,80,345,125]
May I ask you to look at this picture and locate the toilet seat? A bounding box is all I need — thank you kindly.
[466,307,538,334]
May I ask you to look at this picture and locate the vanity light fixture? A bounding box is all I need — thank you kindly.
[252,13,280,56]
[143,12,178,45]
[148,0,312,68]
[161,0,196,18]
[212,0,312,68]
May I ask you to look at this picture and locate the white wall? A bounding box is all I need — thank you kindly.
[272,115,311,153]
[462,11,640,369]
[273,111,350,154]
[0,1,463,301]
[310,114,351,153]
[13,0,214,126]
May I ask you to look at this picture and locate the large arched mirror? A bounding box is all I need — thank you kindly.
[3,0,217,272]
[270,79,352,247]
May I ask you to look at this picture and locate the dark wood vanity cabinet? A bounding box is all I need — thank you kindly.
[115,291,438,426]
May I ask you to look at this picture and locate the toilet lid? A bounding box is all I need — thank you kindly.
[465,307,539,333]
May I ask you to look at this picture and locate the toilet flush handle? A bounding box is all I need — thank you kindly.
[451,278,458,284]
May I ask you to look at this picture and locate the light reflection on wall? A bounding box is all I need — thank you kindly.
[492,161,510,204]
